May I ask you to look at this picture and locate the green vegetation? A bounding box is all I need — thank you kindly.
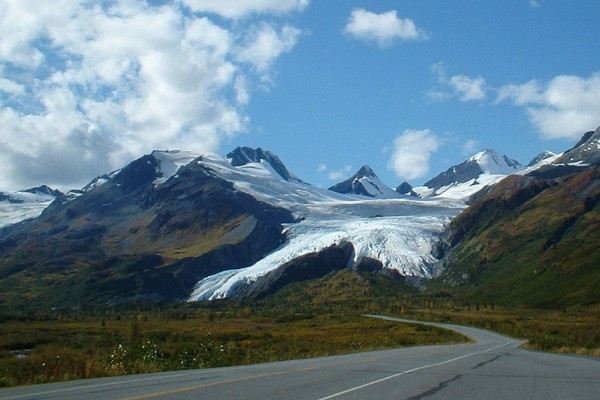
[404,304,600,357]
[1,269,598,389]
[439,168,600,308]
[0,299,464,388]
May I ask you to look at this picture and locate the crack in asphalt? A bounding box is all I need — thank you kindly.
[405,374,463,400]
[471,355,501,369]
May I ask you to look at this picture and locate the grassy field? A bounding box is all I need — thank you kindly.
[403,304,600,356]
[1,269,598,388]
[0,304,465,388]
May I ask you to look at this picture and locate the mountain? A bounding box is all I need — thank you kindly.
[0,186,63,228]
[396,181,418,197]
[0,147,463,309]
[555,126,600,165]
[434,131,600,308]
[328,165,400,198]
[0,150,295,309]
[415,149,524,200]
[2,127,600,310]
[226,146,300,182]
[527,151,557,167]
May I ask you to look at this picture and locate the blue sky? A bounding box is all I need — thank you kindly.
[1,0,599,191]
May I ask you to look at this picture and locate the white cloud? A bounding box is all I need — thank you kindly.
[320,165,353,181]
[387,129,440,180]
[0,1,304,190]
[462,139,480,155]
[497,72,600,140]
[182,0,309,19]
[236,23,301,79]
[427,62,487,102]
[344,8,428,48]
[529,0,541,8]
[448,75,487,101]
[0,77,24,95]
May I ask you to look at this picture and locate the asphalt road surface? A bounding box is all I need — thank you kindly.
[1,315,599,400]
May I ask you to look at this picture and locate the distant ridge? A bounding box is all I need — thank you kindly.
[227,147,300,182]
[329,165,399,198]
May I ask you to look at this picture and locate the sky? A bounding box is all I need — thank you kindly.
[1,0,599,191]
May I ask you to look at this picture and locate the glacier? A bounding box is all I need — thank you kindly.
[0,190,58,228]
[171,151,465,301]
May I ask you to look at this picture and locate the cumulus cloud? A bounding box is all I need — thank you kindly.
[497,72,600,140]
[236,23,301,79]
[462,139,480,155]
[344,8,428,47]
[387,129,440,180]
[448,75,487,101]
[0,1,304,190]
[427,62,487,102]
[317,164,353,181]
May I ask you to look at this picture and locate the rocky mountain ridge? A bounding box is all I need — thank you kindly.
[1,127,599,309]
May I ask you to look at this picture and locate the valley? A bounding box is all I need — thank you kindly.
[0,128,599,389]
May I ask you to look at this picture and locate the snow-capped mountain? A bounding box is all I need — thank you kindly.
[414,149,524,200]
[0,185,63,228]
[328,165,401,198]
[227,146,301,183]
[0,146,465,307]
[396,181,417,196]
[158,152,464,300]
[555,126,600,165]
[527,151,557,167]
[2,127,599,308]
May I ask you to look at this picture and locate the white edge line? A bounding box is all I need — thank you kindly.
[316,341,512,400]
[0,371,199,400]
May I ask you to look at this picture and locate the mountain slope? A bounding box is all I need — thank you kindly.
[328,165,400,198]
[555,126,600,165]
[0,147,464,309]
[436,162,600,308]
[226,146,301,182]
[0,151,294,310]
[0,186,63,228]
[416,149,523,200]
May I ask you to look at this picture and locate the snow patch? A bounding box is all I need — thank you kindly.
[186,149,465,300]
[0,190,57,228]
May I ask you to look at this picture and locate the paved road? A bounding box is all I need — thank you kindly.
[1,315,599,400]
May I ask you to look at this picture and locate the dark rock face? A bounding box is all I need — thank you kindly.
[556,126,600,165]
[423,160,484,191]
[0,153,295,309]
[352,256,384,272]
[328,165,382,197]
[396,181,418,197]
[236,241,356,299]
[527,151,556,167]
[395,181,413,194]
[226,147,298,181]
[23,185,64,197]
[0,185,62,204]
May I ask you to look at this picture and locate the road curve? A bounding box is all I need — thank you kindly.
[1,315,599,400]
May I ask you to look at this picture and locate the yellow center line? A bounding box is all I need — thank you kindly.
[119,367,315,400]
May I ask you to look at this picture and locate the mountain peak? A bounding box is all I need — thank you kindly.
[527,150,557,167]
[419,149,523,200]
[356,165,377,178]
[226,147,298,182]
[555,126,600,165]
[468,149,522,174]
[22,185,63,197]
[328,165,398,198]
